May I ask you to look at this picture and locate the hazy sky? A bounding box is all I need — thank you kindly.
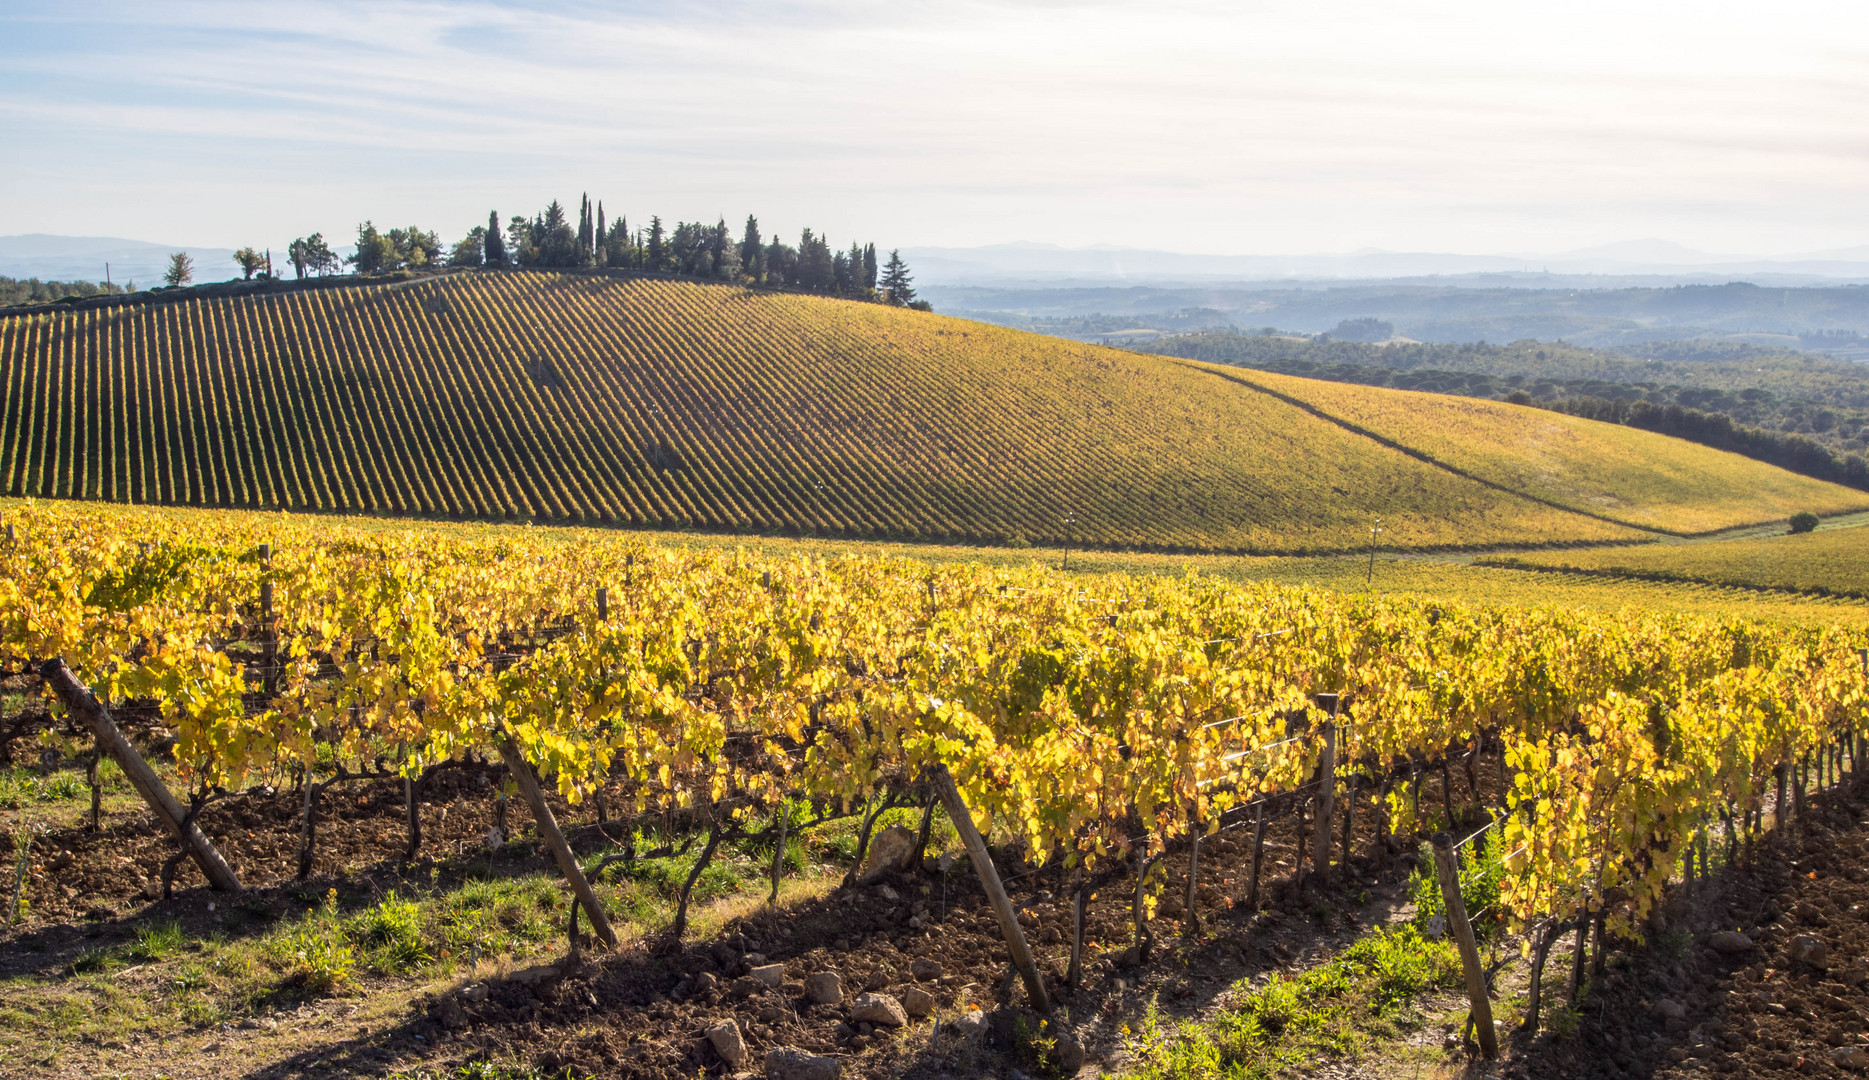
[4,0,1867,256]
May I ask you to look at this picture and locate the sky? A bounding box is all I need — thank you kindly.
[3,0,1868,257]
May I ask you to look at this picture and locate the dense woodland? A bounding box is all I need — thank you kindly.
[1142,329,1869,489]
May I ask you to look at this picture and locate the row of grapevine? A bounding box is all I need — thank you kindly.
[0,271,1655,552]
[3,499,1863,994]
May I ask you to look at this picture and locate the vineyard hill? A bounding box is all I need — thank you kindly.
[1,271,1861,552]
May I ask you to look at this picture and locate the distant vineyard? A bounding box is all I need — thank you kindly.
[1482,524,1869,599]
[1211,367,1869,535]
[0,270,1856,552]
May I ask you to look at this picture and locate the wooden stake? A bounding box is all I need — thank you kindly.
[769,800,789,905]
[1567,912,1588,1006]
[1068,872,1088,989]
[928,763,1050,1012]
[298,767,317,879]
[1247,800,1267,912]
[1430,832,1496,1059]
[1341,771,1357,868]
[40,659,242,892]
[403,773,421,862]
[495,736,619,950]
[1183,811,1202,938]
[1312,698,1338,890]
[1520,918,1564,1032]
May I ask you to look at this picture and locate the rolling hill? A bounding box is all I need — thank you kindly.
[0,270,1860,553]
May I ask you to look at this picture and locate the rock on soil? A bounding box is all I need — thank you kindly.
[805,971,843,1005]
[707,1020,748,1068]
[899,985,936,1018]
[856,826,916,884]
[1709,930,1754,955]
[750,962,786,987]
[765,1047,842,1080]
[848,992,908,1027]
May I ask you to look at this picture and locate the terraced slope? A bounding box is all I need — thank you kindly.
[0,271,1845,551]
[1203,366,1869,534]
[1482,524,1869,598]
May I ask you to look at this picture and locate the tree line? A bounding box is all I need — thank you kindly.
[279,194,924,308]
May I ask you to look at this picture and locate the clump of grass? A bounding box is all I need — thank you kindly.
[268,889,355,992]
[128,919,184,962]
[1132,926,1461,1080]
[0,767,91,809]
[353,890,428,972]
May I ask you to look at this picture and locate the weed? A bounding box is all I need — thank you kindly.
[1013,1013,1063,1077]
[269,889,355,992]
[353,890,429,972]
[1546,1000,1583,1039]
[1409,830,1504,937]
[129,919,184,962]
[1134,926,1460,1080]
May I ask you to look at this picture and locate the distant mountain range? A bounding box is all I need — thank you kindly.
[902,240,1869,287]
[11,233,1869,292]
[0,234,245,287]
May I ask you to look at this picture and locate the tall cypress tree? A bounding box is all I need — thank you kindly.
[485,211,507,267]
[863,244,878,291]
[577,194,593,260]
[740,215,763,284]
[595,201,606,262]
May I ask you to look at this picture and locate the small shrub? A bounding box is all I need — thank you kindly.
[1409,829,1504,938]
[1789,511,1820,534]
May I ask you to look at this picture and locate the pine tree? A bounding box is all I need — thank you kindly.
[163,251,195,288]
[879,249,915,306]
[647,216,666,272]
[485,211,507,266]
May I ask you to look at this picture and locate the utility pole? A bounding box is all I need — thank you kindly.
[1062,513,1076,572]
[1366,518,1384,588]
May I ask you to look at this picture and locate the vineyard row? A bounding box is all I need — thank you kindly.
[3,501,1866,1023]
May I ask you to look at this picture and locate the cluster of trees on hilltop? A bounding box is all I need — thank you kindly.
[282,194,926,308]
[0,276,134,307]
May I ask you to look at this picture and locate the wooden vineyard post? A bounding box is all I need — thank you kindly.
[596,587,608,622]
[1068,873,1088,989]
[258,544,276,697]
[928,763,1051,1012]
[1775,762,1788,837]
[40,659,243,893]
[1430,832,1496,1060]
[1341,771,1357,868]
[1183,811,1202,938]
[494,736,620,950]
[403,773,421,863]
[768,800,788,905]
[1312,695,1338,890]
[298,768,318,879]
[1246,800,1267,912]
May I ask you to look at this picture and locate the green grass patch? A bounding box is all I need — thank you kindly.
[1130,926,1462,1080]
